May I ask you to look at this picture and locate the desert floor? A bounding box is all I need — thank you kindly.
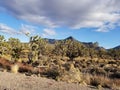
[0,71,102,90]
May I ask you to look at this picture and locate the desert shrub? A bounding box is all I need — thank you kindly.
[112,79,120,89]
[60,64,82,83]
[32,61,40,67]
[89,75,111,88]
[37,55,49,66]
[81,73,91,85]
[17,63,34,73]
[108,61,117,64]
[99,63,105,67]
[86,61,91,66]
[84,74,120,89]
[44,68,60,79]
[110,71,120,79]
[63,62,73,71]
[104,67,117,73]
[89,75,101,86]
[104,66,111,72]
[90,67,107,76]
[42,63,61,79]
[74,62,82,71]
[82,63,88,68]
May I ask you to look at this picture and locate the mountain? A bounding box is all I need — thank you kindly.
[44,36,120,51]
[82,42,95,48]
[44,36,77,44]
[44,38,57,44]
[64,36,76,41]
[113,45,120,49]
[65,36,105,50]
[44,36,106,51]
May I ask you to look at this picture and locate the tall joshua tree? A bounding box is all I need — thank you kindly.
[0,35,6,55]
[8,37,22,61]
[28,35,47,62]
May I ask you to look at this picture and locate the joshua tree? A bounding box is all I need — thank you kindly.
[28,35,48,62]
[0,35,6,55]
[65,39,84,60]
[53,41,67,57]
[8,37,22,61]
[54,39,85,60]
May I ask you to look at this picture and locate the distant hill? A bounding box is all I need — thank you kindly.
[44,38,57,44]
[64,36,76,41]
[113,45,120,49]
[44,36,74,44]
[44,36,106,51]
[44,36,77,44]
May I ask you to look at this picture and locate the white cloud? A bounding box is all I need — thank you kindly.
[96,22,115,32]
[95,13,120,32]
[0,23,36,35]
[0,0,120,32]
[0,23,20,34]
[19,24,36,35]
[42,28,56,37]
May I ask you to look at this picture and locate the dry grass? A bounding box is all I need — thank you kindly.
[0,57,44,75]
[0,57,13,71]
[83,74,120,89]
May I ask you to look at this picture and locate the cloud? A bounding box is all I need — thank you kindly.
[96,22,115,32]
[19,24,36,35]
[42,28,56,37]
[0,23,36,35]
[0,0,120,31]
[95,13,120,32]
[0,23,20,34]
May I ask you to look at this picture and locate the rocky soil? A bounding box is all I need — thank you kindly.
[0,71,100,90]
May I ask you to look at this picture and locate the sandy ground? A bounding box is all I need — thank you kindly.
[0,71,106,90]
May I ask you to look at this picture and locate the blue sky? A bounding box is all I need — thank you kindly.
[0,0,120,49]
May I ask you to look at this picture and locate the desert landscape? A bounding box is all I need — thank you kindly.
[0,35,120,90]
[0,0,120,90]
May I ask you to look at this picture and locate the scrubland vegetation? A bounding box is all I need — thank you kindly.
[0,35,120,89]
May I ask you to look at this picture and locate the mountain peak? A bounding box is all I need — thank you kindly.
[65,36,75,40]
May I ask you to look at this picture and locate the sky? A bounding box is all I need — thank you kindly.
[0,0,120,49]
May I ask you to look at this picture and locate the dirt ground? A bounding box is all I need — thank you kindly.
[0,71,107,90]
